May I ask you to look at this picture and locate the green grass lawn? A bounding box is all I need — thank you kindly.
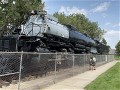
[85,62,120,90]
[114,55,120,60]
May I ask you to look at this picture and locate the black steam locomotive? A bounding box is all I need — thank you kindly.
[0,11,109,75]
[0,10,109,54]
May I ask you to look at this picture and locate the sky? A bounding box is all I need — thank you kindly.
[43,0,120,49]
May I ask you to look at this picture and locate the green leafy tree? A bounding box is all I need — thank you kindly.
[101,38,107,45]
[115,41,120,54]
[0,0,44,34]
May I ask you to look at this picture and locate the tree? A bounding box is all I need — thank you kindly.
[101,38,107,45]
[0,0,44,34]
[115,41,120,54]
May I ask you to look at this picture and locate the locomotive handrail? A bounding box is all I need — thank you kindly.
[22,22,40,33]
[23,22,42,30]
[22,22,43,36]
[26,23,34,35]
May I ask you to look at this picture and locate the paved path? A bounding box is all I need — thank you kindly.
[42,61,117,90]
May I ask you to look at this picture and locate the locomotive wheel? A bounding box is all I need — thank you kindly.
[68,43,75,53]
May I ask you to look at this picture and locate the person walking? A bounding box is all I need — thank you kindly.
[89,57,93,70]
[89,56,96,70]
[92,56,96,70]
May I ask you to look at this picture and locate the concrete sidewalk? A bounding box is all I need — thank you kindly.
[42,61,117,90]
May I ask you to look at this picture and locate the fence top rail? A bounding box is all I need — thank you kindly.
[0,52,115,55]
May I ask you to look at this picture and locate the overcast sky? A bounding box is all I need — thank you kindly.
[43,0,120,49]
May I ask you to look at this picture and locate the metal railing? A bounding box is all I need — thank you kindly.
[0,52,114,90]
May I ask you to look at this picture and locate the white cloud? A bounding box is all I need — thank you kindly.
[92,2,110,13]
[103,30,120,49]
[104,22,120,27]
[104,30,120,37]
[58,6,87,16]
[112,22,120,27]
[105,22,111,25]
[118,22,120,27]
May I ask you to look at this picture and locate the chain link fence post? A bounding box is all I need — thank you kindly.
[105,55,107,63]
[113,54,114,61]
[107,55,109,63]
[100,55,101,65]
[18,52,23,90]
[83,54,85,72]
[72,54,74,76]
[86,54,87,71]
[54,52,57,84]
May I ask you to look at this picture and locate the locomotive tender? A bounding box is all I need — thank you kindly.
[0,10,106,54]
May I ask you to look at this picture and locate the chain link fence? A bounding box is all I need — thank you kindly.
[0,52,21,89]
[0,52,114,90]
